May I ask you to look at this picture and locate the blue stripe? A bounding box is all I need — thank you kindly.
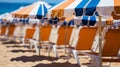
[81,16,88,25]
[75,0,89,16]
[37,4,42,19]
[89,16,96,26]
[81,16,96,26]
[43,4,47,17]
[68,19,74,26]
[25,18,29,22]
[85,0,100,16]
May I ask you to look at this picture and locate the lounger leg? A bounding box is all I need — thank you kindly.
[72,50,81,65]
[105,62,111,67]
[12,36,16,42]
[29,39,34,49]
[48,45,52,56]
[105,57,112,67]
[21,38,25,45]
[4,35,8,40]
[89,55,97,67]
[53,45,59,58]
[33,41,39,54]
[96,56,101,67]
[66,49,71,62]
[90,55,100,67]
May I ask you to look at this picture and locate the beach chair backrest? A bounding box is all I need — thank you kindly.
[25,28,36,39]
[40,26,52,41]
[114,0,120,14]
[0,25,7,35]
[57,26,73,45]
[76,27,97,50]
[102,29,120,57]
[7,24,16,36]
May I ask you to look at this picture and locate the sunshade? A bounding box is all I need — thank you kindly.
[12,0,52,19]
[48,0,120,18]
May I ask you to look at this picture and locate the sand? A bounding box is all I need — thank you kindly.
[0,40,120,67]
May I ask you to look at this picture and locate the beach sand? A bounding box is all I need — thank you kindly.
[0,40,120,67]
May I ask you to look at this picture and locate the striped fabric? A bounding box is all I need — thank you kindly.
[48,0,75,18]
[81,16,96,26]
[1,7,24,22]
[2,14,13,22]
[48,0,120,18]
[12,1,51,19]
[75,0,90,16]
[0,13,9,20]
[85,0,100,16]
[0,13,9,23]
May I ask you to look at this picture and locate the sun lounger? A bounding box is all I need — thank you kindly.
[6,24,16,40]
[0,25,7,36]
[21,28,36,45]
[40,26,52,43]
[48,26,73,57]
[82,28,120,67]
[31,25,53,54]
[66,26,97,65]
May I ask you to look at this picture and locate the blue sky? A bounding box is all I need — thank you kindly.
[0,0,63,4]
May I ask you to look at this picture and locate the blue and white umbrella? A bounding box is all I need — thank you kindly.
[12,0,52,19]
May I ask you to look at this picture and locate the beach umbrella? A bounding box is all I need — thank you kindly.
[2,14,13,22]
[0,13,9,19]
[48,0,97,26]
[12,0,51,19]
[48,0,120,66]
[48,0,75,18]
[48,0,120,18]
[1,7,24,23]
[48,0,120,25]
[12,0,52,55]
[0,13,9,23]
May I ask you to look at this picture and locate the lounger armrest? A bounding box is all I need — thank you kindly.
[66,45,75,49]
[49,42,55,45]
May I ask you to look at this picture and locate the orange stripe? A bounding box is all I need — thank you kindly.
[14,4,36,18]
[56,0,74,9]
[22,4,37,18]
[65,15,75,22]
[52,0,74,18]
[14,5,32,14]
[114,0,120,14]
[20,4,36,18]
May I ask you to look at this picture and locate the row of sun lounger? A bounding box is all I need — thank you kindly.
[0,24,120,67]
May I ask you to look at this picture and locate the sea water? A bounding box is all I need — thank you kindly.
[0,2,55,15]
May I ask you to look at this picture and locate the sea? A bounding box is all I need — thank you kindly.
[0,2,56,15]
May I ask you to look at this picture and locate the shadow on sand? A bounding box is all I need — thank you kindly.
[2,40,21,44]
[6,45,29,48]
[33,62,80,67]
[10,55,58,62]
[10,49,36,53]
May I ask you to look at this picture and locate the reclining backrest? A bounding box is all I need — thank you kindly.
[7,24,16,36]
[40,26,52,41]
[102,29,120,57]
[0,25,7,35]
[57,26,73,45]
[76,27,97,50]
[25,28,36,39]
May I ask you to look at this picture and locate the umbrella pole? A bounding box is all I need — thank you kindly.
[98,16,102,67]
[38,19,42,56]
[65,20,68,53]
